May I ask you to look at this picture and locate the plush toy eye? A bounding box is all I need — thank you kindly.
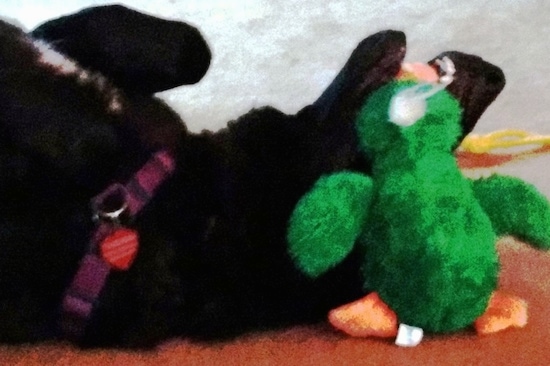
[389,91,427,127]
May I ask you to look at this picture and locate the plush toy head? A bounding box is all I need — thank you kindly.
[358,79,462,161]
[288,58,550,340]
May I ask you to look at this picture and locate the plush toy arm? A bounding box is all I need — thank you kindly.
[31,5,211,94]
[287,172,373,278]
[472,175,550,250]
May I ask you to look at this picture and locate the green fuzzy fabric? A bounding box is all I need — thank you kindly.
[288,172,373,278]
[287,79,550,333]
[473,175,550,250]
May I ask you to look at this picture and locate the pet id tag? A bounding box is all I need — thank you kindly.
[100,228,139,271]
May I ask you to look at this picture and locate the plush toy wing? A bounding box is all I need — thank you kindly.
[428,51,505,140]
[31,5,211,94]
[472,175,550,250]
[288,172,374,278]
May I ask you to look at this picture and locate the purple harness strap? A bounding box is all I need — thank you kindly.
[60,150,176,340]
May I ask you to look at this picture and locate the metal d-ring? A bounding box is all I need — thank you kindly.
[92,183,130,224]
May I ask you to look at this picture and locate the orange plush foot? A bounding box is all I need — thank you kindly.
[474,291,528,335]
[328,292,398,337]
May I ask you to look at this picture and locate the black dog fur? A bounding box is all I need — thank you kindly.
[0,5,505,348]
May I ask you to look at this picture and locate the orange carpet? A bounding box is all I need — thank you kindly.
[1,237,549,365]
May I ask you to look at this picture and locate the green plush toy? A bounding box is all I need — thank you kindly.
[287,58,550,345]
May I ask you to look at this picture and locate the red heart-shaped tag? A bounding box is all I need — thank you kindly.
[100,228,139,271]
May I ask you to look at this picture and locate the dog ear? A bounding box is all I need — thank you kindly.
[311,30,406,122]
[428,52,505,140]
[31,4,211,95]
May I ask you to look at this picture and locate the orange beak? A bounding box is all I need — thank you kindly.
[397,62,439,83]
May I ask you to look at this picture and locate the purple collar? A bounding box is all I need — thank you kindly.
[60,150,176,340]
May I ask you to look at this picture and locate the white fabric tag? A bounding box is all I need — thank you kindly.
[395,323,424,347]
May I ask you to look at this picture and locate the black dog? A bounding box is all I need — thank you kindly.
[0,5,505,348]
